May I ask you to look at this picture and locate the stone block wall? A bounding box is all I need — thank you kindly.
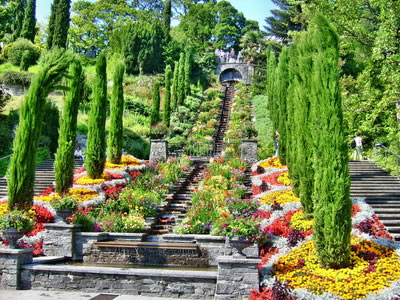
[0,248,33,289]
[43,223,82,259]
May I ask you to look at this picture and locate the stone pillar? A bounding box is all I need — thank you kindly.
[215,256,261,300]
[149,140,168,164]
[0,248,33,289]
[241,140,258,164]
[43,223,82,260]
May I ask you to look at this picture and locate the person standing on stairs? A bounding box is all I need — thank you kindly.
[274,130,280,157]
[353,133,364,160]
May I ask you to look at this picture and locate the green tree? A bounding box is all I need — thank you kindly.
[55,61,83,194]
[85,52,107,179]
[150,81,161,126]
[47,0,59,49]
[171,61,179,110]
[177,52,185,106]
[52,0,71,48]
[10,0,26,42]
[163,64,172,126]
[7,49,74,209]
[309,15,351,268]
[108,59,125,164]
[162,0,172,40]
[184,46,192,97]
[20,0,36,42]
[266,47,278,131]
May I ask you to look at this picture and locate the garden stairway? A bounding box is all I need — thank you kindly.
[213,83,234,155]
[146,159,207,237]
[349,160,400,241]
[0,159,84,199]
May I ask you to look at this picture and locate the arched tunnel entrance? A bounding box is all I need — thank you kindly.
[219,68,243,82]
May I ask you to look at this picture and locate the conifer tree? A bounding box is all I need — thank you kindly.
[47,0,59,49]
[85,52,107,179]
[275,47,289,164]
[184,46,192,97]
[163,64,172,127]
[266,47,278,131]
[7,49,74,209]
[10,0,26,42]
[162,0,172,41]
[52,0,71,49]
[177,52,185,106]
[309,15,351,268]
[150,81,161,126]
[171,61,179,110]
[20,0,36,42]
[108,60,125,164]
[55,60,83,194]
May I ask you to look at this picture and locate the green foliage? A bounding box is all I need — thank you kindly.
[177,52,185,106]
[8,48,74,209]
[171,61,179,110]
[40,101,60,155]
[125,97,151,116]
[163,64,172,126]
[51,0,71,49]
[47,0,59,49]
[85,52,107,179]
[50,196,78,211]
[123,131,150,160]
[55,61,83,194]
[20,50,30,71]
[150,81,161,127]
[0,209,34,233]
[162,0,172,40]
[5,38,40,67]
[266,46,278,132]
[20,0,36,42]
[184,46,192,97]
[73,211,95,232]
[0,70,32,86]
[108,59,125,164]
[9,0,26,42]
[252,95,274,153]
[308,15,351,269]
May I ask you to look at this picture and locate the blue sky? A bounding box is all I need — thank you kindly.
[36,0,277,30]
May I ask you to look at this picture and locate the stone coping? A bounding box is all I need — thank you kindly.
[32,256,66,264]
[44,223,82,229]
[162,234,226,243]
[22,264,218,279]
[0,248,34,255]
[217,256,261,264]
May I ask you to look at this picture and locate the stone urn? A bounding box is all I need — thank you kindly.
[229,236,254,258]
[55,209,73,223]
[2,227,23,248]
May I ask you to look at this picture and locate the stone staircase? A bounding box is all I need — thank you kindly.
[213,84,234,155]
[0,159,84,199]
[349,160,400,241]
[147,160,207,236]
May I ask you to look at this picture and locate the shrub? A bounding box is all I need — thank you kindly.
[50,196,78,211]
[73,211,95,232]
[5,39,40,67]
[125,97,151,116]
[0,70,32,86]
[123,212,146,233]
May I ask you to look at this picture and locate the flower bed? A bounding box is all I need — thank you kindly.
[251,157,400,300]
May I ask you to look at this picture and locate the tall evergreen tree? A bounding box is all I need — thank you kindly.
[7,49,74,209]
[85,52,107,179]
[171,61,179,110]
[108,60,125,164]
[266,47,278,131]
[309,15,351,268]
[47,0,59,49]
[150,81,161,126]
[184,46,192,97]
[20,0,36,42]
[162,0,172,40]
[275,47,289,164]
[177,52,185,106]
[55,60,83,194]
[10,0,26,42]
[163,64,172,127]
[52,0,71,48]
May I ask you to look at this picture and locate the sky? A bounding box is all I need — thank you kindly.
[36,0,277,30]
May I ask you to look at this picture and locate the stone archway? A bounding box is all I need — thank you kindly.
[216,63,254,84]
[219,68,243,82]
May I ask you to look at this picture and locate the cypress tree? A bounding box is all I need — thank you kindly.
[52,0,71,49]
[10,0,26,42]
[7,49,74,209]
[309,15,351,268]
[177,52,185,106]
[291,33,314,217]
[266,47,278,131]
[20,0,36,42]
[162,0,172,41]
[184,46,192,97]
[275,47,289,165]
[47,0,60,49]
[171,61,179,110]
[163,64,172,127]
[85,52,107,179]
[150,81,161,126]
[108,60,125,164]
[55,61,83,194]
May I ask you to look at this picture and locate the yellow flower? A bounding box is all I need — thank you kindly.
[104,155,142,170]
[290,211,314,231]
[0,202,8,216]
[260,190,300,205]
[34,188,99,203]
[277,172,292,186]
[75,173,111,185]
